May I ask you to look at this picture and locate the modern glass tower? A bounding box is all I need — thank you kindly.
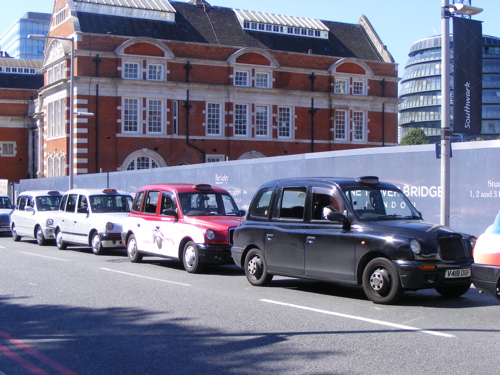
[0,13,51,60]
[399,34,500,142]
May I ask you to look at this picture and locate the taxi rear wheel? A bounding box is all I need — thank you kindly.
[183,241,204,273]
[91,232,105,255]
[56,230,67,250]
[12,225,21,242]
[244,248,273,286]
[362,257,403,304]
[435,283,471,298]
[36,226,47,246]
[127,234,143,263]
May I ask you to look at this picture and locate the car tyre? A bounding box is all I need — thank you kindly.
[127,234,143,263]
[435,283,471,298]
[12,225,21,242]
[244,248,273,286]
[56,230,67,250]
[362,257,403,304]
[91,232,105,255]
[35,225,47,246]
[182,241,204,273]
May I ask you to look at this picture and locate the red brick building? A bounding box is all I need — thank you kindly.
[37,0,399,177]
[0,58,42,183]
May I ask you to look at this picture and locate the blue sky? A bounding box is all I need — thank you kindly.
[1,0,497,73]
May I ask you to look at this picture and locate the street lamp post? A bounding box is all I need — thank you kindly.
[440,1,482,227]
[28,34,75,190]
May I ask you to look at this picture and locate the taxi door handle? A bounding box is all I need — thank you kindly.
[266,234,273,241]
[136,223,141,227]
[306,236,315,244]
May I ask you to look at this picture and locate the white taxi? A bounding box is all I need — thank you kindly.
[121,184,245,273]
[11,190,63,245]
[54,188,133,254]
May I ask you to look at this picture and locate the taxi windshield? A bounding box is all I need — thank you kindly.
[178,192,240,216]
[90,195,132,213]
[36,196,61,211]
[344,187,421,221]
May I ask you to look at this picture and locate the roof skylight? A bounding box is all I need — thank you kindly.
[73,0,176,22]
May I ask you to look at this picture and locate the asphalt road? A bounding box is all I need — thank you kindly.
[0,234,498,375]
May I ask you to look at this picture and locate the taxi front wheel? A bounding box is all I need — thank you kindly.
[183,241,204,273]
[127,234,143,263]
[362,257,403,304]
[56,230,67,250]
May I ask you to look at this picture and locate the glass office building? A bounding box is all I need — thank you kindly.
[399,34,500,142]
[0,13,51,60]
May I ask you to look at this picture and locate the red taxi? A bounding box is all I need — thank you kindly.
[121,184,245,273]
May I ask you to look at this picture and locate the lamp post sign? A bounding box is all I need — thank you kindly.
[453,17,483,135]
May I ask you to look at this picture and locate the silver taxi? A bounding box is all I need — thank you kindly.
[11,190,63,245]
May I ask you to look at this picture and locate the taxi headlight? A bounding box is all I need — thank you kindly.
[106,222,114,231]
[206,230,215,241]
[469,236,476,248]
[410,239,421,254]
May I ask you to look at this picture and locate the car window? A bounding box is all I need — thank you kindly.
[344,187,420,221]
[0,196,12,209]
[248,188,273,219]
[142,191,159,214]
[65,194,78,213]
[36,196,61,211]
[77,195,89,212]
[312,192,343,220]
[276,187,306,220]
[221,194,240,215]
[131,190,145,212]
[90,194,132,213]
[160,192,176,216]
[17,196,28,211]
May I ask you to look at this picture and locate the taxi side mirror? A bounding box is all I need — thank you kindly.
[238,210,246,217]
[25,206,35,212]
[162,208,178,218]
[327,211,351,230]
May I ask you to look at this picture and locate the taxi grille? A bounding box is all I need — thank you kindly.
[439,236,467,261]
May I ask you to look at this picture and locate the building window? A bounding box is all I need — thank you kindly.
[172,100,179,135]
[206,102,222,136]
[147,99,163,134]
[234,104,249,136]
[0,142,15,156]
[353,80,366,95]
[352,111,366,141]
[255,72,270,88]
[255,105,269,137]
[147,64,164,81]
[278,106,292,139]
[123,98,140,133]
[234,71,249,86]
[207,155,225,162]
[47,99,66,138]
[126,156,159,170]
[334,79,347,94]
[334,110,347,140]
[123,62,140,79]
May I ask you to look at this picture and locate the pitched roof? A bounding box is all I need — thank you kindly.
[75,1,383,61]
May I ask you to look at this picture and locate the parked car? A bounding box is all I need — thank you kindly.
[11,190,63,245]
[472,210,500,299]
[54,188,133,254]
[231,176,475,304]
[0,194,13,235]
[121,183,245,273]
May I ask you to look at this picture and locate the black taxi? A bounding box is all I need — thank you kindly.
[231,177,475,304]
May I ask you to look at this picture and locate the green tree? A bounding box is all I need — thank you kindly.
[400,128,430,145]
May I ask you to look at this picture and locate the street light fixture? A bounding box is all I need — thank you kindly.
[28,33,75,190]
[440,1,482,227]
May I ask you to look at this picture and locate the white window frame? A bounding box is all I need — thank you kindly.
[147,99,164,134]
[255,105,270,138]
[234,70,250,87]
[206,102,222,136]
[334,109,348,141]
[0,142,16,157]
[234,103,249,137]
[352,111,366,142]
[123,62,141,80]
[123,98,140,133]
[352,80,366,95]
[255,72,270,88]
[278,106,293,139]
[334,79,348,94]
[206,154,225,163]
[147,63,164,81]
[47,98,66,139]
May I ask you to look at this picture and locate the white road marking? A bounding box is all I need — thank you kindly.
[260,299,455,338]
[101,267,192,286]
[20,251,69,261]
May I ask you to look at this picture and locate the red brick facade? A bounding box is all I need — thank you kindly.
[37,0,400,178]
